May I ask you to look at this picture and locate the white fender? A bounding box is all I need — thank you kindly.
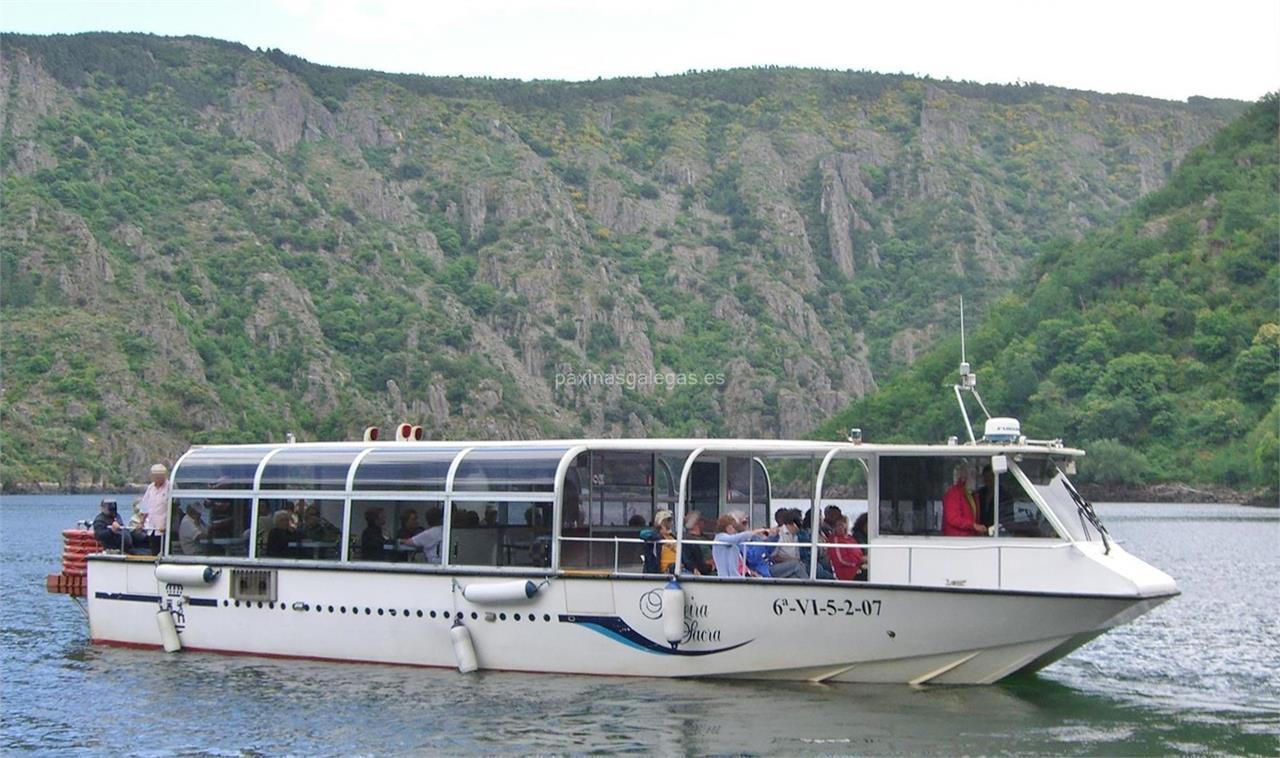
[155,565,220,586]
[156,609,181,652]
[461,580,541,604]
[450,619,478,673]
[661,578,685,649]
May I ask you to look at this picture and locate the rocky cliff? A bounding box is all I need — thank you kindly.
[0,33,1244,488]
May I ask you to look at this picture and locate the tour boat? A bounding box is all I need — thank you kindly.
[55,363,1178,685]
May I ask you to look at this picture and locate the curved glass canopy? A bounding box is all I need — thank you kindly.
[351,448,462,491]
[259,448,366,490]
[452,446,571,493]
[172,446,277,490]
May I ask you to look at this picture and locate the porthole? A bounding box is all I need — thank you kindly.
[417,610,424,618]
[514,613,521,621]
[328,605,334,613]
[378,609,385,616]
[223,600,229,607]
[470,612,478,620]
[389,609,396,616]
[340,606,347,614]
[543,614,551,622]
[499,613,507,621]
[430,611,437,618]
[365,608,372,615]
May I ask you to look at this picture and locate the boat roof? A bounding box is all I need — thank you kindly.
[179,438,1085,457]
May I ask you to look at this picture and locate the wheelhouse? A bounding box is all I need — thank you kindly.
[166,439,1096,588]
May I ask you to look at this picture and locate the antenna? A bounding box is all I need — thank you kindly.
[953,295,990,443]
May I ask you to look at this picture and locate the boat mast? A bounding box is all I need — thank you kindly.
[953,297,991,443]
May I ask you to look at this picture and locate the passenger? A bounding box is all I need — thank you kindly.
[657,511,678,574]
[794,509,835,579]
[361,507,387,561]
[627,514,646,527]
[712,511,773,578]
[399,509,422,539]
[638,509,671,575]
[402,506,443,563]
[768,510,806,579]
[136,463,171,554]
[744,536,776,578]
[92,499,147,553]
[822,505,843,535]
[178,502,208,555]
[828,517,867,581]
[680,511,714,575]
[975,465,995,528]
[126,502,145,532]
[851,513,870,581]
[303,505,339,541]
[265,509,296,558]
[943,466,988,536]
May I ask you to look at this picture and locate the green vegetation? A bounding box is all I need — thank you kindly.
[0,32,1250,488]
[821,97,1279,493]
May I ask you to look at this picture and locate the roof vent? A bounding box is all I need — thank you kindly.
[983,417,1021,443]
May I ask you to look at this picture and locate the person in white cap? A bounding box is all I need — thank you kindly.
[178,501,207,555]
[136,463,171,554]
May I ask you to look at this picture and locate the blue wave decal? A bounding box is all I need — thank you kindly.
[559,614,751,656]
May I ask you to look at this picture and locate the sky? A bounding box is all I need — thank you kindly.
[0,0,1276,102]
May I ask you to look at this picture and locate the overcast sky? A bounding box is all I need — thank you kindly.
[2,0,1276,101]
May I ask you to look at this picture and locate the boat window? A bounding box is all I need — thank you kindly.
[260,449,363,491]
[167,497,251,557]
[254,498,343,560]
[452,447,568,492]
[1026,468,1097,542]
[449,501,551,568]
[349,500,444,562]
[878,456,948,535]
[351,449,461,491]
[172,446,275,490]
[986,465,1059,538]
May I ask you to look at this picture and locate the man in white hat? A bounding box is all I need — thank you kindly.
[137,463,171,554]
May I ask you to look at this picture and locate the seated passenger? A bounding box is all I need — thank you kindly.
[265,509,297,558]
[361,508,387,560]
[851,513,869,581]
[768,510,806,579]
[657,511,678,574]
[796,510,835,580]
[402,506,443,563]
[744,534,777,577]
[303,505,339,542]
[399,509,422,539]
[92,499,147,553]
[712,511,773,578]
[178,502,208,555]
[680,511,714,575]
[828,517,867,581]
[942,466,988,537]
[639,509,673,575]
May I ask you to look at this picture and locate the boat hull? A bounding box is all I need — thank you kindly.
[87,557,1173,684]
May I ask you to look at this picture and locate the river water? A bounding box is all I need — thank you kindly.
[2,497,1276,755]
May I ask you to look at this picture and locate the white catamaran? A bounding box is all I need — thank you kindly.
[66,361,1177,685]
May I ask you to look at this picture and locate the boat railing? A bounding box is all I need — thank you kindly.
[555,534,1076,585]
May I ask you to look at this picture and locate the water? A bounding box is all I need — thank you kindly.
[2,496,1277,755]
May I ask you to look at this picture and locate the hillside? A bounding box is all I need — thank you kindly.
[820,96,1279,498]
[0,33,1244,488]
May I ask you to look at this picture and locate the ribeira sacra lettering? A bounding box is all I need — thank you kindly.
[772,597,883,617]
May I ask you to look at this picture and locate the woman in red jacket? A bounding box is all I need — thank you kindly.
[828,517,866,581]
[942,466,988,536]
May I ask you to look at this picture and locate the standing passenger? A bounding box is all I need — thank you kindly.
[828,517,866,581]
[136,463,171,554]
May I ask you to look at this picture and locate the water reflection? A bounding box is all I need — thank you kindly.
[3,497,1277,755]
